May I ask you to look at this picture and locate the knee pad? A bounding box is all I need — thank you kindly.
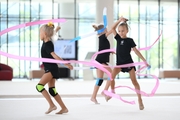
[49,87,58,97]
[95,78,103,86]
[36,84,45,92]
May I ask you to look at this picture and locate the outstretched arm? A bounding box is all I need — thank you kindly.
[132,47,149,66]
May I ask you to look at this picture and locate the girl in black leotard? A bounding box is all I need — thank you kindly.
[90,24,113,104]
[36,22,73,114]
[110,17,150,110]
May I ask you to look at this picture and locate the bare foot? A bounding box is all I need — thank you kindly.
[107,89,115,102]
[56,108,68,114]
[90,98,100,104]
[101,91,111,102]
[139,104,144,110]
[138,99,144,110]
[105,96,111,102]
[45,106,57,114]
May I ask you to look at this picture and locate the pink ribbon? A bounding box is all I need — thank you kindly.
[0,18,66,36]
[103,90,136,104]
[103,65,159,104]
[91,30,163,61]
[0,18,112,79]
[90,49,116,61]
[138,30,163,51]
[0,18,162,104]
[0,51,112,79]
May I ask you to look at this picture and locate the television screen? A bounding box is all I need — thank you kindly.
[54,40,77,60]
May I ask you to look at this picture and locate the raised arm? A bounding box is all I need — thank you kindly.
[105,29,113,37]
[105,21,123,37]
[111,17,128,36]
[55,26,61,33]
[111,17,123,36]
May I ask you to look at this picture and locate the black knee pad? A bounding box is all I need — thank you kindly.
[36,84,45,92]
[95,78,103,86]
[49,87,58,97]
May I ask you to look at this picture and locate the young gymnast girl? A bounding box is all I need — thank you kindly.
[36,22,73,114]
[90,24,113,104]
[109,17,150,110]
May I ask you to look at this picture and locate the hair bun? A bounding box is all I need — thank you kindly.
[92,25,97,28]
[47,22,54,28]
[92,25,98,30]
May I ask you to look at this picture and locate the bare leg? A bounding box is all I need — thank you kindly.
[103,65,112,91]
[101,65,112,101]
[38,72,57,114]
[91,85,100,104]
[110,67,121,92]
[106,67,121,101]
[129,68,144,110]
[91,68,104,104]
[48,79,68,114]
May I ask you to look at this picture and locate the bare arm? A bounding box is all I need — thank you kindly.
[111,19,121,36]
[102,19,122,38]
[111,17,128,36]
[50,52,73,70]
[55,26,61,33]
[105,29,113,37]
[104,29,116,54]
[132,47,149,66]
